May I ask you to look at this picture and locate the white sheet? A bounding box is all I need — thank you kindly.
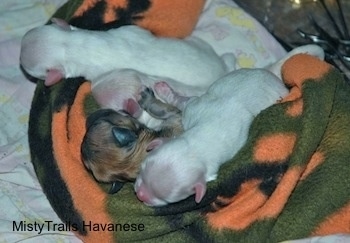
[0,1,83,242]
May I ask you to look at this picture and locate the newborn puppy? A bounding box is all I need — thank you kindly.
[91,69,207,130]
[90,44,324,130]
[81,109,156,183]
[81,91,183,183]
[20,19,235,86]
[134,68,289,206]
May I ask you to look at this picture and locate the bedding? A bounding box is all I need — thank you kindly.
[0,1,83,242]
[1,0,349,242]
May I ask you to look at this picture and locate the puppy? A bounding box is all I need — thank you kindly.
[82,45,322,192]
[81,90,183,183]
[134,68,289,206]
[91,44,324,129]
[20,19,235,87]
[91,69,207,130]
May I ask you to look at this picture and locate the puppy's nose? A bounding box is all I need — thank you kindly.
[136,184,151,204]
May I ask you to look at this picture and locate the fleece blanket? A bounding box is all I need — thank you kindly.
[28,53,350,243]
[27,0,350,242]
[52,0,205,37]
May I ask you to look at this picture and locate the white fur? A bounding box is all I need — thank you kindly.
[134,68,289,206]
[20,23,235,86]
[91,45,324,130]
[91,69,207,129]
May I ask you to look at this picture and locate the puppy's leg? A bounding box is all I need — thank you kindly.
[158,114,183,137]
[138,87,181,119]
[154,81,192,111]
[138,86,183,136]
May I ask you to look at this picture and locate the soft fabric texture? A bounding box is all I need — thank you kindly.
[0,1,81,242]
[53,0,205,37]
[29,54,350,242]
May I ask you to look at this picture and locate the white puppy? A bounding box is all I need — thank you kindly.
[20,19,235,87]
[91,44,324,129]
[134,68,289,206]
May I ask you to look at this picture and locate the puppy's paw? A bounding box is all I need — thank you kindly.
[154,81,174,101]
[154,81,185,108]
[138,86,156,110]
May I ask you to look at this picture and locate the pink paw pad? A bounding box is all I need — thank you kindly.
[154,81,174,101]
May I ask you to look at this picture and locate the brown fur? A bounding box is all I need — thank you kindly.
[81,105,182,183]
[81,86,184,183]
[81,109,159,182]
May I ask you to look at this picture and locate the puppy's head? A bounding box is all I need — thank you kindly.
[81,109,158,183]
[20,22,70,85]
[134,139,207,206]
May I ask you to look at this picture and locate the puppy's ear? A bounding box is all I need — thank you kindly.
[194,179,207,203]
[112,127,137,147]
[146,138,168,152]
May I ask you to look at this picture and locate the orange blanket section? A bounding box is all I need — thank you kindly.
[73,0,205,38]
[206,54,346,233]
[51,82,113,243]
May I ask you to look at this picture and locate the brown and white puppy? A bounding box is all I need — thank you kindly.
[81,89,182,184]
